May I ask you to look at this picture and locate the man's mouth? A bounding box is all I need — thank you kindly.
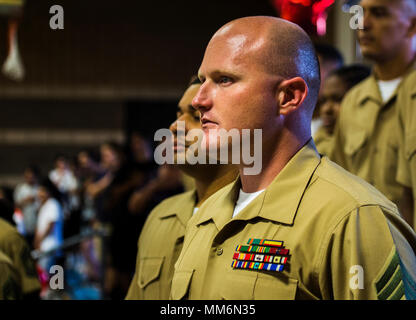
[201,117,218,129]
[358,35,375,45]
[321,116,335,127]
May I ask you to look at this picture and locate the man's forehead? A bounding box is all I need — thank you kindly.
[323,75,347,93]
[179,85,200,109]
[201,32,266,71]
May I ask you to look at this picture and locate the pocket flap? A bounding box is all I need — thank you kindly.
[221,272,257,300]
[344,129,367,156]
[171,269,194,300]
[254,275,298,300]
[138,257,164,289]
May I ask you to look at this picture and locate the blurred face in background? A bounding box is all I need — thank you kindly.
[130,133,152,163]
[24,168,37,185]
[319,74,348,134]
[55,157,67,171]
[318,55,342,93]
[359,0,415,62]
[38,186,49,205]
[169,83,202,164]
[100,144,121,172]
[78,151,91,169]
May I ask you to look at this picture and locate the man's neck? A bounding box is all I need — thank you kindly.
[239,132,308,193]
[193,165,239,207]
[373,50,416,81]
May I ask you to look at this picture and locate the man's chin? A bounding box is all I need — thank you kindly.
[360,47,381,61]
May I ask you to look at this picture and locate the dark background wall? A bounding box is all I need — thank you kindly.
[0,0,279,97]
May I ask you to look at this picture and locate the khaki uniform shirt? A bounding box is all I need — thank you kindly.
[329,68,416,206]
[0,218,40,295]
[0,250,22,300]
[171,140,416,300]
[396,71,416,225]
[126,190,196,300]
[313,126,333,156]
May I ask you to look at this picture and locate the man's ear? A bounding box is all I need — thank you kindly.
[277,77,308,116]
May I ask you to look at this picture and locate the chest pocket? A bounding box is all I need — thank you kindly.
[138,257,164,299]
[344,129,368,157]
[170,269,194,300]
[404,132,416,161]
[221,271,298,300]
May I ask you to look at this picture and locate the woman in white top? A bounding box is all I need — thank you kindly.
[34,179,64,272]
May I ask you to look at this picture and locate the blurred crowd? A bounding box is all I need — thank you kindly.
[0,132,186,299]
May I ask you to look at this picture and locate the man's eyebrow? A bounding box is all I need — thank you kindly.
[201,69,240,80]
[364,5,388,11]
[211,69,237,76]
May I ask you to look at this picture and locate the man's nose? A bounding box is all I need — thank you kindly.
[169,120,177,133]
[362,10,372,30]
[169,116,188,136]
[192,83,212,112]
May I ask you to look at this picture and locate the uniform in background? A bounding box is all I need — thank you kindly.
[126,190,196,299]
[314,126,333,156]
[0,217,40,297]
[330,65,416,206]
[0,249,22,300]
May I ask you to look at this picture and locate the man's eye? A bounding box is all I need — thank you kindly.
[219,76,232,84]
[371,8,388,17]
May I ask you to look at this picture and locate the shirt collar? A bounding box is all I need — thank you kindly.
[357,59,416,106]
[356,75,382,106]
[158,190,197,227]
[194,139,321,230]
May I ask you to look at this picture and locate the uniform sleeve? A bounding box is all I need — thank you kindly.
[317,205,416,300]
[2,232,40,295]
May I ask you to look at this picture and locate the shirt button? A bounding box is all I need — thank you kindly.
[216,248,223,256]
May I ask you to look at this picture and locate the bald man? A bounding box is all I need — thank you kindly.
[329,0,416,225]
[170,16,416,300]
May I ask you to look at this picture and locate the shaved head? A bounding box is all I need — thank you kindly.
[193,16,321,166]
[207,16,321,116]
